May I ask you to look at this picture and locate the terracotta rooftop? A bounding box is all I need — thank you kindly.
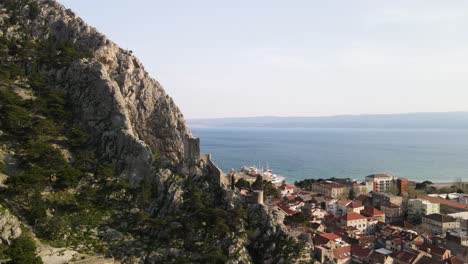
[447,256,465,264]
[277,203,296,216]
[419,243,449,257]
[338,199,351,206]
[418,195,468,210]
[281,184,295,190]
[416,256,442,264]
[313,233,341,245]
[333,245,352,260]
[355,194,369,202]
[351,244,372,259]
[347,201,363,209]
[361,207,384,217]
[381,202,400,208]
[316,181,345,189]
[368,251,388,263]
[423,213,457,223]
[320,232,341,241]
[390,250,420,264]
[342,212,366,221]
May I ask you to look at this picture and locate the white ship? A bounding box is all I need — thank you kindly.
[241,164,286,185]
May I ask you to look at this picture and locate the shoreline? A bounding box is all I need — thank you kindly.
[285,179,467,188]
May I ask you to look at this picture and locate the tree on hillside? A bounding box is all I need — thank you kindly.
[234,178,250,190]
[6,234,43,264]
[263,181,280,198]
[348,188,356,200]
[252,175,263,191]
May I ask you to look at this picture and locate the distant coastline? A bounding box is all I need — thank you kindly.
[189,112,468,129]
[192,127,468,183]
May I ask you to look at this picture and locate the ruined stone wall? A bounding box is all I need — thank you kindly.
[183,134,200,166]
[201,154,229,187]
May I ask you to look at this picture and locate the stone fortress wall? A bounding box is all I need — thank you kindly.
[183,134,200,166]
[201,154,230,187]
[182,134,229,187]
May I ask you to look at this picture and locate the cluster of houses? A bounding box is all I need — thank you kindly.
[251,173,468,264]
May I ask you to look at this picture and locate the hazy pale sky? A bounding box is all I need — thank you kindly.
[58,0,468,119]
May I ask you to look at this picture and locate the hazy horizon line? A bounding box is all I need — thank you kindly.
[188,110,468,120]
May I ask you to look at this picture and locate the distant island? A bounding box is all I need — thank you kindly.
[189,112,468,129]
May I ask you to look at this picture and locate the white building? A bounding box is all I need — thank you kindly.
[325,199,339,215]
[365,173,396,193]
[408,198,440,215]
[448,212,468,233]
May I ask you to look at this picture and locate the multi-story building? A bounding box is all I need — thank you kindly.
[381,203,403,224]
[396,178,408,196]
[325,198,339,215]
[360,207,385,223]
[422,213,460,235]
[417,194,468,214]
[340,212,368,234]
[447,212,468,233]
[311,181,346,198]
[346,201,364,213]
[365,173,396,193]
[337,199,351,216]
[372,192,403,208]
[408,198,440,216]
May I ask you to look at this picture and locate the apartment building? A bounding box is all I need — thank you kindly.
[422,213,460,235]
[408,198,440,216]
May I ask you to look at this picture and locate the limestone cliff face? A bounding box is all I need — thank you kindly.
[8,0,191,183]
[0,205,22,245]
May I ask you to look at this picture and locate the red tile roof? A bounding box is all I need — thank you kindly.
[320,232,341,241]
[347,201,364,209]
[418,195,468,210]
[381,202,400,208]
[313,232,342,245]
[281,184,295,190]
[277,203,296,216]
[333,245,352,260]
[447,256,465,264]
[390,250,420,264]
[361,207,384,217]
[351,244,372,259]
[342,212,366,222]
[338,199,351,206]
[419,243,449,257]
[355,194,369,202]
[423,213,457,223]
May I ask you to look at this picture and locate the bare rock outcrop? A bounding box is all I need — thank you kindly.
[3,0,193,184]
[0,205,22,245]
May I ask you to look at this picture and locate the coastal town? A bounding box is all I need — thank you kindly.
[230,168,468,264]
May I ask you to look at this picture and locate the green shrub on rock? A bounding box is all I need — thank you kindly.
[5,233,43,264]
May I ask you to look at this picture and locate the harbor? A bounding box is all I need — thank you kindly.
[230,164,286,186]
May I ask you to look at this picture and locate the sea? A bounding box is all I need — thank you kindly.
[191,127,468,183]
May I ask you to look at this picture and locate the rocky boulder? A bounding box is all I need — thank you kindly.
[0,205,22,245]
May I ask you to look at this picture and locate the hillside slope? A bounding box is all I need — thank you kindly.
[0,0,307,263]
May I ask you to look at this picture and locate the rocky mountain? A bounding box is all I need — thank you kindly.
[0,0,307,263]
[2,0,192,184]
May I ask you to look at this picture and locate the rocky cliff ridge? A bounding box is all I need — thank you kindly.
[0,1,307,263]
[2,0,192,184]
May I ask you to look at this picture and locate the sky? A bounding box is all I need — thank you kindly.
[57,0,468,119]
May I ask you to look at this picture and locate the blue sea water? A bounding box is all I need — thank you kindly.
[191,127,468,183]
